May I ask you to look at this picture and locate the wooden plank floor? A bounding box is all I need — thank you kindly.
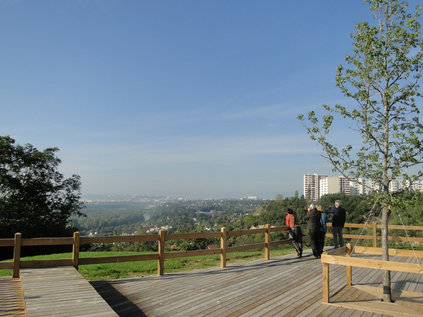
[20,267,118,317]
[91,249,423,317]
[0,277,26,317]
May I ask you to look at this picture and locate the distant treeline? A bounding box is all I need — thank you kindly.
[70,191,423,254]
[71,199,264,235]
[247,191,423,230]
[71,201,149,235]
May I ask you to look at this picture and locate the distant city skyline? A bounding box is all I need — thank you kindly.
[1,1,421,199]
[304,173,423,201]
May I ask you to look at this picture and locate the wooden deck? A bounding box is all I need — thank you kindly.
[2,248,422,316]
[20,266,117,317]
[91,249,423,316]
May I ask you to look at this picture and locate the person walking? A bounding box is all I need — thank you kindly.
[305,203,322,258]
[285,208,302,257]
[329,200,346,248]
[317,205,328,253]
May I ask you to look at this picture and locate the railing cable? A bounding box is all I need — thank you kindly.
[352,197,381,252]
[394,209,418,260]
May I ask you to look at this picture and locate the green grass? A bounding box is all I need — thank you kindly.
[0,246,299,280]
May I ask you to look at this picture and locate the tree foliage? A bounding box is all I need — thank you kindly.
[298,0,423,301]
[0,136,84,238]
[299,0,423,192]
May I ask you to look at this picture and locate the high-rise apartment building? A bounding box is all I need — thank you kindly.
[412,179,423,192]
[305,174,423,199]
[319,176,351,197]
[303,174,327,202]
[349,178,376,195]
[340,177,351,195]
[389,180,401,193]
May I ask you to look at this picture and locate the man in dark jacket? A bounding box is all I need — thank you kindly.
[305,203,322,258]
[329,200,346,248]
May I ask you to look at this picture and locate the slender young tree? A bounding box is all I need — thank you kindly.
[298,0,423,302]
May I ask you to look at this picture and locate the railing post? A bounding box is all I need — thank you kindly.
[72,232,80,270]
[265,224,270,260]
[372,222,377,248]
[323,261,329,303]
[13,233,22,278]
[220,227,227,268]
[158,230,165,276]
[346,243,352,286]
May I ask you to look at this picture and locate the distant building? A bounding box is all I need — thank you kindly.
[319,176,350,197]
[304,174,327,202]
[389,180,401,193]
[306,173,423,198]
[412,179,423,192]
[241,196,258,200]
[349,178,379,195]
[392,179,423,192]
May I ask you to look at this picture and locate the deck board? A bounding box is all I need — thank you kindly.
[91,249,423,316]
[3,247,421,316]
[20,267,118,317]
[0,277,26,317]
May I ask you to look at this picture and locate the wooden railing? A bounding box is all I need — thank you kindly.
[321,243,423,303]
[1,222,422,280]
[321,222,423,302]
[0,224,294,278]
[326,222,423,247]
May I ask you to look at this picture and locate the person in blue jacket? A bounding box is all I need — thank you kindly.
[317,205,328,253]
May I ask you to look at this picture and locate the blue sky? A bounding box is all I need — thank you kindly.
[1,1,421,199]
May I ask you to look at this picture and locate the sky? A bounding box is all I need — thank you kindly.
[0,0,421,199]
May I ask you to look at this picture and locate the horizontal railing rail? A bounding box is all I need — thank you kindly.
[325,222,423,246]
[1,224,293,278]
[321,243,423,303]
[2,222,423,279]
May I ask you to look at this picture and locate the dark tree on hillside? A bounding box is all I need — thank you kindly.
[0,136,84,239]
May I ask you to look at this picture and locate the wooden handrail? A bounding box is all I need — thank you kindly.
[80,234,158,244]
[21,237,73,246]
[353,246,423,257]
[321,243,423,303]
[0,239,15,247]
[322,253,423,274]
[3,222,423,278]
[376,224,423,230]
[326,223,423,230]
